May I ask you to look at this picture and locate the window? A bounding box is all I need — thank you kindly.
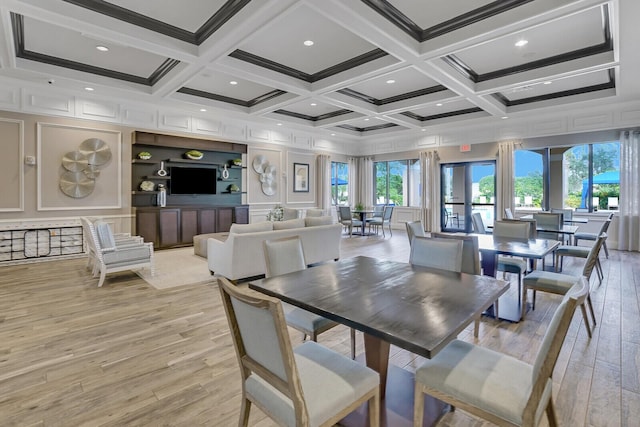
[514,150,544,209]
[374,159,419,206]
[564,142,620,211]
[330,161,349,205]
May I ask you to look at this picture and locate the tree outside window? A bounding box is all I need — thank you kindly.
[375,160,417,206]
[331,161,349,205]
[564,142,619,211]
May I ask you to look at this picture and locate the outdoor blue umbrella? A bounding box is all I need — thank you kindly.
[580,170,619,207]
[332,177,348,185]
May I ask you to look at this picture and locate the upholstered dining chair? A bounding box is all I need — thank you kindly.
[405,220,426,246]
[504,207,515,219]
[493,220,530,304]
[263,236,355,359]
[367,205,393,237]
[521,234,605,336]
[471,212,488,234]
[431,233,487,337]
[574,213,613,258]
[413,279,587,427]
[218,277,380,427]
[89,219,154,287]
[409,236,463,273]
[555,220,610,282]
[338,206,362,237]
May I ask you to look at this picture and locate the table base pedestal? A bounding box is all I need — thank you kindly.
[340,363,450,427]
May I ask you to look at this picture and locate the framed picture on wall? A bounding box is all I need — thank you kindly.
[293,163,309,192]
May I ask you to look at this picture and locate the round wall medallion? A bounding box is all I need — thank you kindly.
[79,138,111,165]
[262,181,276,196]
[62,151,89,172]
[83,164,101,179]
[252,155,267,173]
[59,171,95,198]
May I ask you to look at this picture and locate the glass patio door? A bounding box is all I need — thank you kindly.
[441,161,496,232]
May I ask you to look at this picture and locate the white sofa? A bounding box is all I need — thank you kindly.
[207,218,341,281]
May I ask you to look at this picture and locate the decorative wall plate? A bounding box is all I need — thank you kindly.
[62,151,89,172]
[262,181,276,196]
[60,171,95,198]
[252,155,267,173]
[79,138,111,165]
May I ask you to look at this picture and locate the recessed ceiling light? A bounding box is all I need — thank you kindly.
[96,45,109,52]
[386,79,395,84]
[229,81,238,85]
[200,108,207,112]
[84,87,94,91]
[543,81,552,85]
[364,118,370,121]
[277,123,282,126]
[436,103,443,107]
[515,39,528,47]
[310,103,317,106]
[501,116,509,119]
[303,40,314,46]
[331,133,336,136]
[421,128,427,132]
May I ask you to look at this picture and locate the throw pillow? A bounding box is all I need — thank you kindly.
[273,218,305,230]
[305,208,324,217]
[305,216,334,227]
[94,220,116,251]
[229,221,274,234]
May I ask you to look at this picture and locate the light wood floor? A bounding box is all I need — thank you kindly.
[0,229,638,426]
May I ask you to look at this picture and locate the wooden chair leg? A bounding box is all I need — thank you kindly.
[587,294,597,327]
[368,392,380,427]
[579,303,592,338]
[238,398,251,427]
[473,318,480,338]
[413,384,425,427]
[522,286,528,321]
[546,399,558,427]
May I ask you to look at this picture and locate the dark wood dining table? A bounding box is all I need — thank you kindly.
[352,210,375,235]
[475,233,561,322]
[249,256,508,427]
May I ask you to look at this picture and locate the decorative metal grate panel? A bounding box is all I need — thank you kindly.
[0,226,83,262]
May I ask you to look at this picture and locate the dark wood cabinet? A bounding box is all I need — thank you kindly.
[135,205,248,249]
[159,209,180,247]
[217,207,234,232]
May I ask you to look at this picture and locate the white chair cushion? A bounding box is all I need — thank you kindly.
[523,270,580,293]
[574,232,597,241]
[229,221,274,234]
[245,341,379,427]
[556,245,590,257]
[272,218,305,230]
[497,255,527,272]
[283,303,337,333]
[416,339,552,426]
[102,245,151,265]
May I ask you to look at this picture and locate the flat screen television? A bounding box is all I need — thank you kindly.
[170,166,217,195]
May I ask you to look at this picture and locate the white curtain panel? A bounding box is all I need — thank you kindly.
[317,154,332,211]
[357,157,374,208]
[617,131,640,251]
[497,141,515,220]
[348,157,358,207]
[419,149,440,232]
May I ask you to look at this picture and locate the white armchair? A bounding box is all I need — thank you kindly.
[87,219,154,287]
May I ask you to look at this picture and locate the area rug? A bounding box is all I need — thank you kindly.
[136,247,216,290]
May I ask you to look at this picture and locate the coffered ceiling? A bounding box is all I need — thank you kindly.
[0,0,638,147]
